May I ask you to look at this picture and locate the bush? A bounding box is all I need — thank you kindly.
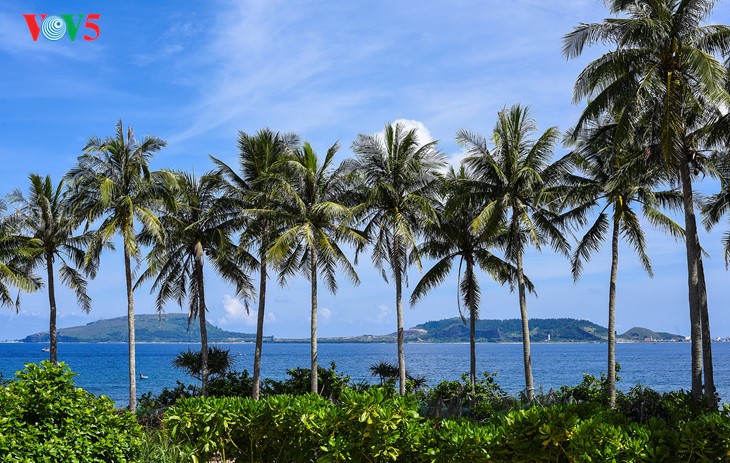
[263,361,353,400]
[420,372,517,419]
[164,384,730,463]
[141,361,356,413]
[165,388,423,462]
[0,361,142,463]
[139,380,198,412]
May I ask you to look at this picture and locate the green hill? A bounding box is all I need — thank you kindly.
[409,317,609,342]
[312,317,683,343]
[21,314,263,343]
[618,327,685,342]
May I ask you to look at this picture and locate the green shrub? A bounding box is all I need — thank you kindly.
[208,369,253,397]
[165,388,423,463]
[139,380,198,412]
[164,389,730,463]
[426,419,495,462]
[0,361,142,463]
[420,371,516,419]
[263,361,353,400]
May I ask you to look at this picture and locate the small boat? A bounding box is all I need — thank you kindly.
[139,373,149,380]
[41,347,50,353]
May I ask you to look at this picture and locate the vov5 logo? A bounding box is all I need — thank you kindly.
[23,14,101,41]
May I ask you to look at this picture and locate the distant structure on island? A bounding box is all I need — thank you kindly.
[20,313,265,343]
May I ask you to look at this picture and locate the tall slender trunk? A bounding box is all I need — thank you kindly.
[124,245,137,412]
[310,247,318,394]
[679,159,703,400]
[516,249,534,401]
[195,242,209,397]
[394,235,406,395]
[698,250,716,405]
[46,252,57,364]
[252,253,267,400]
[467,260,477,391]
[607,219,620,408]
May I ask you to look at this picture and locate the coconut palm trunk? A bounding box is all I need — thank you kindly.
[394,235,406,396]
[252,254,267,400]
[466,259,477,390]
[698,258,715,403]
[194,242,209,397]
[123,245,137,411]
[310,247,318,394]
[46,252,57,364]
[516,249,534,401]
[679,160,703,400]
[607,219,619,408]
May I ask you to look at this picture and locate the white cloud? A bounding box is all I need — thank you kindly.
[219,294,257,327]
[319,307,332,322]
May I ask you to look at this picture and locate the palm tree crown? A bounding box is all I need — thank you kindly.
[562,118,684,406]
[411,166,523,388]
[0,200,42,311]
[458,104,571,400]
[268,141,365,393]
[211,128,298,400]
[563,0,730,402]
[9,174,98,363]
[66,120,173,412]
[352,122,446,394]
[137,171,255,396]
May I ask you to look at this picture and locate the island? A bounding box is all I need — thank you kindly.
[21,313,264,343]
[20,315,684,343]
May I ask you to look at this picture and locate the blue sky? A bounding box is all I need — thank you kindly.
[1,0,730,341]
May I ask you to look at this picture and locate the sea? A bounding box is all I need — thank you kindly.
[1,342,728,407]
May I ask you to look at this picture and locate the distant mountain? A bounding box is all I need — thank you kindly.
[409,317,609,342]
[619,327,685,342]
[21,314,263,343]
[311,317,683,343]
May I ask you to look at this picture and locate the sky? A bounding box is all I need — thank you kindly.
[1,0,730,341]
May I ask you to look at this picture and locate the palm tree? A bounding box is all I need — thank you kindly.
[66,120,174,411]
[563,0,730,400]
[457,105,571,401]
[267,142,365,394]
[136,172,255,396]
[410,167,524,389]
[562,120,684,407]
[211,128,298,400]
[9,174,99,364]
[370,361,398,386]
[0,200,42,311]
[172,346,235,383]
[351,122,446,395]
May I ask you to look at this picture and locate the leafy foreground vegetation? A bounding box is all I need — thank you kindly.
[161,384,730,463]
[0,361,142,462]
[3,361,730,462]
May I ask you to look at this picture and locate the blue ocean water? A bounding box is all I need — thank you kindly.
[0,342,727,406]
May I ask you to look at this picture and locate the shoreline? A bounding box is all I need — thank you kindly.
[1,339,694,345]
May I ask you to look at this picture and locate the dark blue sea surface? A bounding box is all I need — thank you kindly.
[1,342,728,406]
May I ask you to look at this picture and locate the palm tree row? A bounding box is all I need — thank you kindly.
[0,114,714,409]
[563,0,730,405]
[3,0,730,409]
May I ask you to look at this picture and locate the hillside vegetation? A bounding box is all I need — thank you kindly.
[21,314,260,343]
[314,317,683,343]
